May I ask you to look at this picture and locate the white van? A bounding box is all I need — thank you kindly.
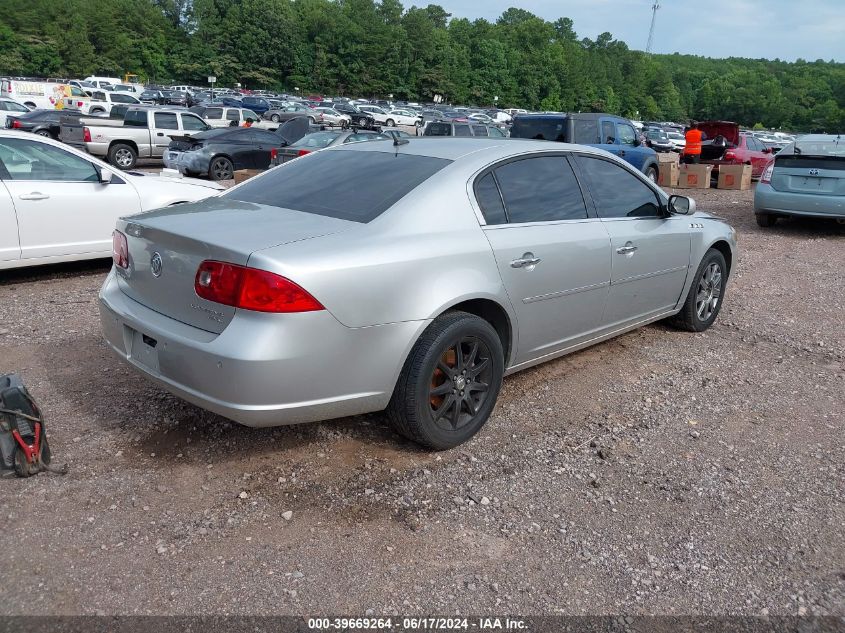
[0,79,89,110]
[84,76,123,89]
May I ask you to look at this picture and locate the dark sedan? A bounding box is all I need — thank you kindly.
[139,90,168,105]
[330,102,377,129]
[164,117,310,180]
[645,128,675,153]
[3,109,68,139]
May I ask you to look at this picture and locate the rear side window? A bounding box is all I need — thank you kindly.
[454,125,471,137]
[576,156,661,219]
[154,112,178,130]
[227,150,452,222]
[204,108,223,120]
[425,122,451,137]
[572,119,599,144]
[509,117,567,142]
[474,173,507,225]
[601,121,615,143]
[124,110,148,127]
[493,156,588,223]
[472,125,488,137]
[226,110,240,121]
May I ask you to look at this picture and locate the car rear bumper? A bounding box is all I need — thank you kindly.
[98,269,424,427]
[754,183,845,219]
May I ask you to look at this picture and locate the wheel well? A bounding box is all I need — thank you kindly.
[110,140,138,155]
[446,299,513,365]
[709,240,733,275]
[24,102,36,108]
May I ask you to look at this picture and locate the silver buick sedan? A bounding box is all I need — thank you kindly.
[100,138,737,449]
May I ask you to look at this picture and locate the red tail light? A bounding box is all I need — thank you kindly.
[270,148,278,161]
[83,127,91,143]
[194,261,324,313]
[12,120,22,129]
[724,150,736,161]
[297,149,311,157]
[112,230,129,269]
[760,162,774,184]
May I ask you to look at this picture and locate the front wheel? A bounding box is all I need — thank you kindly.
[387,311,504,450]
[271,114,280,123]
[644,166,658,183]
[35,130,52,137]
[670,248,727,332]
[385,118,395,127]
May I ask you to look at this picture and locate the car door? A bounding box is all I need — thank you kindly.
[249,130,277,169]
[743,136,769,177]
[616,121,648,171]
[575,154,691,328]
[476,154,612,364]
[0,136,140,260]
[0,171,21,262]
[151,111,179,156]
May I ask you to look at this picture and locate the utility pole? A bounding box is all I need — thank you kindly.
[646,1,660,54]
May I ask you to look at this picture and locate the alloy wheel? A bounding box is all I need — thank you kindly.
[428,337,493,432]
[211,158,233,181]
[696,262,722,321]
[114,148,133,168]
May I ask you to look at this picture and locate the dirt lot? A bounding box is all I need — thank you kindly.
[0,186,842,617]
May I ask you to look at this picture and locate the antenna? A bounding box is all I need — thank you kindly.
[646,1,660,54]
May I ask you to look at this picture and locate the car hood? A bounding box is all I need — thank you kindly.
[698,121,740,146]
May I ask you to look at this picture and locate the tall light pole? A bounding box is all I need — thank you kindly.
[646,2,660,54]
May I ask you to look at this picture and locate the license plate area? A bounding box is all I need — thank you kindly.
[130,328,160,373]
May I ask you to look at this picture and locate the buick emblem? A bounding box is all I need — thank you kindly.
[150,252,163,278]
[808,169,820,176]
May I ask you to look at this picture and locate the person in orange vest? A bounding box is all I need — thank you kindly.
[683,122,705,164]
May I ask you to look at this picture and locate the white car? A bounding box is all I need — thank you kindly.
[85,90,142,115]
[0,98,31,128]
[666,131,686,151]
[314,107,351,127]
[0,131,222,270]
[357,105,391,125]
[385,108,423,127]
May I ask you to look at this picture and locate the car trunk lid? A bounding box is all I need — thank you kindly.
[770,155,845,196]
[698,121,740,161]
[115,197,355,334]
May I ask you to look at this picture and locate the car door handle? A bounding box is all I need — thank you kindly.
[618,150,626,157]
[510,254,542,268]
[19,192,49,201]
[616,245,638,255]
[157,132,164,136]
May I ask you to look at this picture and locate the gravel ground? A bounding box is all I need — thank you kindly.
[0,185,842,617]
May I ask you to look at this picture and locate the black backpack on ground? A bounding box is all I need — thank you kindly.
[0,374,65,477]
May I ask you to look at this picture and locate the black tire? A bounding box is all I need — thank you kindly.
[756,213,777,227]
[670,248,727,332]
[387,311,504,450]
[108,143,137,170]
[644,165,658,183]
[35,129,51,137]
[271,114,280,123]
[385,118,395,127]
[209,156,234,181]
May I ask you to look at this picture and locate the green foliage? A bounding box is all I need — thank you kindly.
[1,0,842,131]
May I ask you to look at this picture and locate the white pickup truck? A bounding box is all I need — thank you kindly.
[84,90,142,115]
[198,106,278,130]
[61,106,210,169]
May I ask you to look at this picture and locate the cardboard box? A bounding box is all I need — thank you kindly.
[233,169,263,184]
[677,164,713,189]
[658,161,679,188]
[717,164,752,190]
[657,152,680,164]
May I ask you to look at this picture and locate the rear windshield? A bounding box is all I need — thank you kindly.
[510,117,567,142]
[787,139,845,158]
[227,149,452,223]
[294,132,339,149]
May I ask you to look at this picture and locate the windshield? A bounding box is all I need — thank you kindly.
[226,149,451,223]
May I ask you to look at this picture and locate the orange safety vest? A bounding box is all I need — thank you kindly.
[685,129,703,155]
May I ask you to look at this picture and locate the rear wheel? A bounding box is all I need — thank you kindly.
[35,129,51,137]
[271,114,280,123]
[755,213,777,227]
[108,143,137,170]
[209,156,234,181]
[645,166,658,183]
[670,248,727,332]
[388,311,504,450]
[385,118,395,127]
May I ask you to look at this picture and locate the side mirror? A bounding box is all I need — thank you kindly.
[97,167,113,184]
[763,147,772,154]
[668,194,695,215]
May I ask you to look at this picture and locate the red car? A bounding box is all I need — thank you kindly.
[698,121,776,179]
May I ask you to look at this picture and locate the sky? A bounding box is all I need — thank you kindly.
[432,0,845,62]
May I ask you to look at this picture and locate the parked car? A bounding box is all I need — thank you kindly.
[422,121,507,138]
[666,130,686,152]
[0,79,89,111]
[4,109,66,139]
[62,106,211,169]
[272,129,391,164]
[139,90,168,105]
[331,102,377,128]
[754,134,845,227]
[510,113,660,181]
[163,117,310,180]
[85,90,141,116]
[195,106,275,130]
[240,96,272,115]
[163,91,189,107]
[385,108,424,127]
[313,107,351,128]
[99,137,736,449]
[0,98,31,128]
[263,102,323,125]
[0,130,220,270]
[697,121,775,180]
[645,128,675,153]
[83,76,123,89]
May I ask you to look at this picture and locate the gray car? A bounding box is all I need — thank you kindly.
[754,134,845,227]
[100,138,737,449]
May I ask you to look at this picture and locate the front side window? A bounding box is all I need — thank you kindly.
[618,123,637,146]
[493,156,588,223]
[154,112,179,130]
[601,121,615,144]
[0,137,98,182]
[243,110,259,121]
[181,114,207,131]
[576,155,661,219]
